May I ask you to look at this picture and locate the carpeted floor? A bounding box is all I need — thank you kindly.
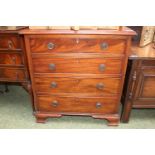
[0,85,155,129]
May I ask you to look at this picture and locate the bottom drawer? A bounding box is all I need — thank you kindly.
[0,68,26,81]
[37,95,119,114]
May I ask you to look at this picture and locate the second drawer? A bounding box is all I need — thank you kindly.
[0,53,24,66]
[32,57,123,74]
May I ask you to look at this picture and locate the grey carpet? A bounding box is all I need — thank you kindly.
[0,85,155,129]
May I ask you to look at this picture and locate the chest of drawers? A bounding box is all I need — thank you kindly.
[21,28,135,126]
[0,28,30,90]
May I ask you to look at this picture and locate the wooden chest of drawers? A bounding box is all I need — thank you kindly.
[0,29,29,85]
[21,28,135,126]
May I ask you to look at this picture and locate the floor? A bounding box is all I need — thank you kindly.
[0,85,155,129]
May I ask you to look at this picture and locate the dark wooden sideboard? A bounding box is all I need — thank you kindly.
[20,27,135,126]
[121,43,155,122]
[0,27,31,95]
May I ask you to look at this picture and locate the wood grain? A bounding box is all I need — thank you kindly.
[30,36,126,54]
[34,76,121,94]
[37,95,119,114]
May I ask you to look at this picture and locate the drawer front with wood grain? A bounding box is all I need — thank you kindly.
[37,95,118,114]
[34,76,121,94]
[32,57,123,74]
[0,53,24,66]
[0,68,26,81]
[0,35,21,50]
[30,36,126,55]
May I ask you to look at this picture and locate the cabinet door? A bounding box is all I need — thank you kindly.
[133,64,155,108]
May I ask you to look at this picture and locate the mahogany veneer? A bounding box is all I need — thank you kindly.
[0,28,30,85]
[20,27,135,126]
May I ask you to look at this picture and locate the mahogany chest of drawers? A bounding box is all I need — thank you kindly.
[0,28,30,90]
[21,28,135,126]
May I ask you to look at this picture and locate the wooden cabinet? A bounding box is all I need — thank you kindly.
[121,43,155,122]
[0,28,31,95]
[20,27,135,126]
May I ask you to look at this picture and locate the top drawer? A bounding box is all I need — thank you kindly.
[29,36,126,54]
[0,35,21,50]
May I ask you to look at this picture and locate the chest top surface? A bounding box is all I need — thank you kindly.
[19,27,136,36]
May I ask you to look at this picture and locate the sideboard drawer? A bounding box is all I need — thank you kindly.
[0,68,26,81]
[141,60,155,68]
[37,95,118,114]
[34,76,121,94]
[32,57,123,74]
[0,53,24,66]
[0,35,21,50]
[30,37,126,54]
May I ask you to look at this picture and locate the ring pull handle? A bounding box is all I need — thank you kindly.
[99,64,106,72]
[50,82,57,88]
[47,42,55,50]
[96,83,104,90]
[49,64,56,71]
[51,100,59,107]
[100,42,108,50]
[96,102,102,108]
[8,40,13,49]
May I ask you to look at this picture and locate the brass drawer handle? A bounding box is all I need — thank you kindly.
[96,102,102,108]
[49,64,56,71]
[8,40,13,49]
[96,83,104,90]
[51,82,57,88]
[99,64,106,72]
[100,42,108,50]
[47,42,55,50]
[51,100,59,107]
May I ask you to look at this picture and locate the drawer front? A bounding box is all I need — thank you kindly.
[141,60,155,68]
[32,57,123,74]
[0,68,26,81]
[34,77,121,94]
[37,95,118,114]
[0,35,21,50]
[30,37,125,54]
[0,53,23,66]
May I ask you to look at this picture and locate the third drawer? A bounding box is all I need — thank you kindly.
[34,76,121,94]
